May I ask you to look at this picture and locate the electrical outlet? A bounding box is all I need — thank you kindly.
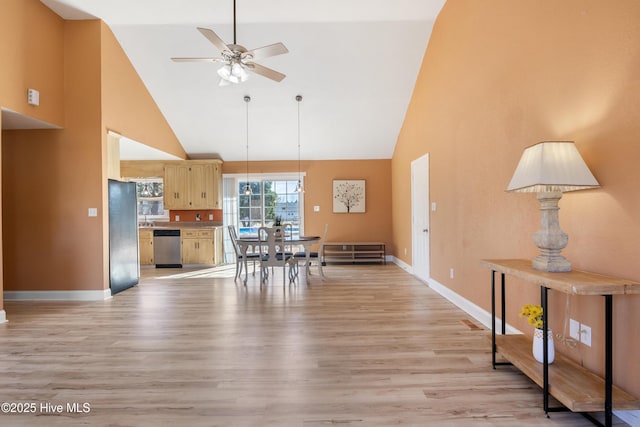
[314,205,320,212]
[569,319,580,341]
[404,248,407,256]
[450,268,455,279]
[580,324,592,347]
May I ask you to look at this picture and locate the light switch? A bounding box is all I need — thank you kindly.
[88,208,98,217]
[175,215,180,221]
[314,206,320,212]
[431,202,437,212]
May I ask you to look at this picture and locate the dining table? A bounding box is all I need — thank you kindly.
[235,235,322,285]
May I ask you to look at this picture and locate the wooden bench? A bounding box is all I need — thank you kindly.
[322,242,386,265]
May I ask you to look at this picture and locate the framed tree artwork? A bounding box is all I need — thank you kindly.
[333,180,366,213]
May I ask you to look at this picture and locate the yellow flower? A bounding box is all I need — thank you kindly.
[519,304,544,329]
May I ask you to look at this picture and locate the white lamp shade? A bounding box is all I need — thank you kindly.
[217,64,231,80]
[231,63,249,82]
[217,63,249,84]
[506,141,600,193]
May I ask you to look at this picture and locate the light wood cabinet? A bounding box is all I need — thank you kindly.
[138,229,154,265]
[163,163,189,209]
[163,160,222,210]
[181,229,217,265]
[210,162,223,209]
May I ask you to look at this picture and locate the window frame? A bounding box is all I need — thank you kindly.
[222,173,305,262]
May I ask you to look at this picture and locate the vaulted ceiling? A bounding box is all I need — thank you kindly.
[40,0,445,161]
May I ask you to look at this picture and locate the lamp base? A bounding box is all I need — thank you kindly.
[532,254,571,272]
[532,191,571,273]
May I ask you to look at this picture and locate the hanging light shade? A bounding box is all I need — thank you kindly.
[244,95,252,196]
[295,95,303,193]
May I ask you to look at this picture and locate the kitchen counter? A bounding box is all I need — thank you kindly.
[138,222,225,266]
[139,221,224,230]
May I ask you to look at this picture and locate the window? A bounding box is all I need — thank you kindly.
[131,178,169,221]
[222,174,305,263]
[238,179,300,237]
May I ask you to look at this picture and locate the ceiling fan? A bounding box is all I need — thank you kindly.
[171,0,288,86]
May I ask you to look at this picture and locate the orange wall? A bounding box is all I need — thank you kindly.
[100,23,186,160]
[3,21,104,292]
[0,0,64,125]
[2,3,186,295]
[393,0,640,397]
[0,113,3,310]
[224,160,393,249]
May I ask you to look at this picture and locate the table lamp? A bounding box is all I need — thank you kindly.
[507,141,600,272]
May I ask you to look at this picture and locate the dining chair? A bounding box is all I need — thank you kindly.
[281,223,298,278]
[258,226,297,285]
[294,223,328,279]
[228,225,259,281]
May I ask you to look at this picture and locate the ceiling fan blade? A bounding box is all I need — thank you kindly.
[197,27,230,53]
[243,42,289,61]
[246,62,286,82]
[171,57,225,63]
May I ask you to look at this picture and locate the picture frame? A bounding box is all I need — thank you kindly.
[333,180,366,213]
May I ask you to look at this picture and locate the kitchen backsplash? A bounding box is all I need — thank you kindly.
[169,209,222,222]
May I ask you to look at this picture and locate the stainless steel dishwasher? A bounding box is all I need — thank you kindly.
[153,229,182,268]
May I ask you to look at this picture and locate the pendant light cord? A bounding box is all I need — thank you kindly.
[296,95,302,192]
[244,95,250,194]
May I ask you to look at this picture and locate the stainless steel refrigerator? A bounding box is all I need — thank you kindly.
[108,179,139,294]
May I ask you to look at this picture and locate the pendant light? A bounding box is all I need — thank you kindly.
[243,95,252,196]
[295,95,303,193]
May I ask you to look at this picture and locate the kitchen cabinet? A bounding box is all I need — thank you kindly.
[138,228,154,265]
[163,163,189,209]
[163,160,222,210]
[181,228,217,265]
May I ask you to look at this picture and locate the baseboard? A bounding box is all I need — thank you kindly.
[425,277,521,335]
[4,289,112,301]
[0,310,6,324]
[391,256,413,274]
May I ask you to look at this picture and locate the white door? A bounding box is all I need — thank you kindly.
[411,153,430,282]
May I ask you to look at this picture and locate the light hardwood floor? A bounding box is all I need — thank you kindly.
[0,264,624,426]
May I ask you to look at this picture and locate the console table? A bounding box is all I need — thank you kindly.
[480,259,640,427]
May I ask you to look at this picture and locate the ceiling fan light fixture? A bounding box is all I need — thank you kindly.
[171,2,288,85]
[217,64,231,80]
[232,63,249,81]
[217,61,249,85]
